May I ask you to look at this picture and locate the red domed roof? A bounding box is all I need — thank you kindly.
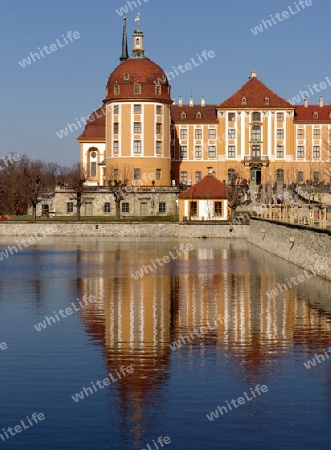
[104,58,172,104]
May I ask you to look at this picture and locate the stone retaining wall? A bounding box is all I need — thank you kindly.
[248,218,331,280]
[0,222,249,239]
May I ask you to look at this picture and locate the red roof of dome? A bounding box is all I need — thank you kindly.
[104,58,172,104]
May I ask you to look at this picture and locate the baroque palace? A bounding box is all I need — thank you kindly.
[53,15,331,218]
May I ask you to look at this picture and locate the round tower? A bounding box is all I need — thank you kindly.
[103,15,172,187]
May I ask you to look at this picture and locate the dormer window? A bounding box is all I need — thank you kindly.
[313,111,318,119]
[155,85,162,95]
[196,112,202,119]
[114,83,120,95]
[123,73,130,81]
[242,97,247,105]
[181,112,186,119]
[264,97,269,105]
[134,84,141,94]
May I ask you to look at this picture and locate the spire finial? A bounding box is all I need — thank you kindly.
[120,16,129,63]
[135,12,141,29]
[131,13,145,59]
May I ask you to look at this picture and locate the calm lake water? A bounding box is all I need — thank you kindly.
[0,236,331,450]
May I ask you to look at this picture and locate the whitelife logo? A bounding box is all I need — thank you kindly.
[0,153,21,172]
[206,385,268,421]
[0,225,58,262]
[287,76,331,105]
[55,105,108,139]
[131,244,193,280]
[303,347,331,369]
[0,412,45,443]
[116,0,150,17]
[153,50,215,86]
[266,260,328,300]
[169,314,230,351]
[34,294,96,332]
[18,31,81,68]
[250,0,313,35]
[71,365,133,403]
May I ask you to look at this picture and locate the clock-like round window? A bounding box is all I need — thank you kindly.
[91,151,97,158]
[123,73,130,81]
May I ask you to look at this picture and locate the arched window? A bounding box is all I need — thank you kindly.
[252,112,261,122]
[242,97,247,105]
[196,111,202,119]
[313,111,318,119]
[251,125,261,140]
[181,112,186,119]
[276,169,284,182]
[264,97,269,105]
[88,147,98,177]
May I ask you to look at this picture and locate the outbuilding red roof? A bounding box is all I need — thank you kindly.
[218,76,293,109]
[178,176,228,199]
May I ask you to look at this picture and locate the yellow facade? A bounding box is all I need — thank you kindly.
[104,102,171,186]
[171,104,330,186]
[79,18,331,189]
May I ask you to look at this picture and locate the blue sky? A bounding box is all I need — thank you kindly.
[1,0,329,165]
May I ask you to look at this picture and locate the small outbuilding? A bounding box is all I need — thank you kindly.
[178,175,229,221]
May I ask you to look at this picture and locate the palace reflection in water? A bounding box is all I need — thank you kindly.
[74,238,331,446]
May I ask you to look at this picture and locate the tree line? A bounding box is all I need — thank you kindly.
[0,154,82,219]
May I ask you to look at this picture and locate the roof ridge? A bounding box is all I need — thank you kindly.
[218,76,292,108]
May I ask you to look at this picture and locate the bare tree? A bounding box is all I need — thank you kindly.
[225,172,251,221]
[0,156,66,218]
[20,160,53,220]
[104,164,133,219]
[61,163,87,220]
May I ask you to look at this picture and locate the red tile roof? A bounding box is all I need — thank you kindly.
[294,105,331,122]
[178,176,228,199]
[105,58,172,104]
[218,77,293,109]
[77,107,106,141]
[171,105,218,123]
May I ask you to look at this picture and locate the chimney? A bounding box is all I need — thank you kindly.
[178,96,183,107]
[189,97,194,107]
[201,97,205,107]
[304,98,308,108]
[250,70,257,78]
[319,97,324,107]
